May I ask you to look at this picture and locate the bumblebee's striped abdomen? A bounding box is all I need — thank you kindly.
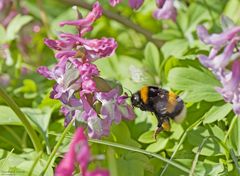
[166,91,177,113]
[168,95,186,123]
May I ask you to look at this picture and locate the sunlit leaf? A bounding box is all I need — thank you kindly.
[6,15,33,41]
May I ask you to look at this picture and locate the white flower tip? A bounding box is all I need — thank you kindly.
[72,6,77,10]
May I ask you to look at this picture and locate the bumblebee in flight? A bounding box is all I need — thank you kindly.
[131,86,186,139]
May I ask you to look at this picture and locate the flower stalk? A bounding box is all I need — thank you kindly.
[0,87,42,152]
[41,118,75,175]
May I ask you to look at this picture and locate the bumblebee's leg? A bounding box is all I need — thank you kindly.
[153,117,171,140]
[153,126,163,140]
[161,118,171,131]
[153,117,165,140]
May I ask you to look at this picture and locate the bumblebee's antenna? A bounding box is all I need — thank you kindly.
[123,87,133,97]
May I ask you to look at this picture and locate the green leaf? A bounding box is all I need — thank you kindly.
[188,127,224,156]
[16,159,53,176]
[161,39,188,59]
[107,148,118,176]
[0,25,6,44]
[6,14,33,41]
[117,157,144,176]
[203,103,232,124]
[14,79,37,94]
[230,117,240,155]
[230,149,240,175]
[153,29,182,41]
[165,159,224,176]
[0,150,53,176]
[144,42,161,75]
[50,8,78,35]
[186,2,209,32]
[168,67,222,102]
[0,106,21,125]
[116,152,152,176]
[138,131,156,144]
[22,107,52,133]
[146,138,169,153]
[111,122,141,148]
[0,105,52,148]
[224,0,240,24]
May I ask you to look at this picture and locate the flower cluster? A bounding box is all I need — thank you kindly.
[38,2,135,138]
[109,0,177,21]
[109,0,143,10]
[55,128,109,176]
[197,19,240,115]
[153,0,177,21]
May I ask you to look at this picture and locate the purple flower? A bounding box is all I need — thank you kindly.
[109,0,121,6]
[109,0,144,10]
[55,128,109,176]
[197,22,240,115]
[156,0,165,8]
[153,0,177,21]
[60,2,102,36]
[0,74,10,87]
[197,25,240,48]
[95,88,135,124]
[85,170,109,176]
[129,0,144,10]
[38,1,134,139]
[216,61,240,115]
[198,38,237,77]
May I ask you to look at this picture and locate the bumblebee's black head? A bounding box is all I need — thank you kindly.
[131,93,141,108]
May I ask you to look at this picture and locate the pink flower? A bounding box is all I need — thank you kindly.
[156,0,165,8]
[0,74,10,87]
[38,1,134,139]
[109,0,144,10]
[129,0,144,10]
[197,25,240,48]
[95,87,135,123]
[197,18,240,115]
[153,0,177,21]
[59,2,103,36]
[55,128,109,176]
[216,60,240,115]
[109,0,121,6]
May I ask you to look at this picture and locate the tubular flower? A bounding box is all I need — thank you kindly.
[55,128,109,176]
[109,0,144,10]
[38,2,135,138]
[197,22,240,115]
[128,0,144,10]
[109,0,121,7]
[153,0,177,21]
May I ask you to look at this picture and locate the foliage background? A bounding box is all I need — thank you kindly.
[1,0,240,175]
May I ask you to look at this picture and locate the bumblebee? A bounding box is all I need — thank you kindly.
[131,86,186,139]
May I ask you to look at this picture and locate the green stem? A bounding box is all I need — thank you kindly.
[89,139,190,174]
[40,118,75,175]
[160,117,204,176]
[230,149,240,174]
[224,115,238,143]
[203,0,216,25]
[0,87,42,152]
[175,21,184,38]
[189,137,209,176]
[28,151,43,176]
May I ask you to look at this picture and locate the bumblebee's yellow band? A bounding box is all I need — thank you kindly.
[166,91,177,113]
[140,86,149,104]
